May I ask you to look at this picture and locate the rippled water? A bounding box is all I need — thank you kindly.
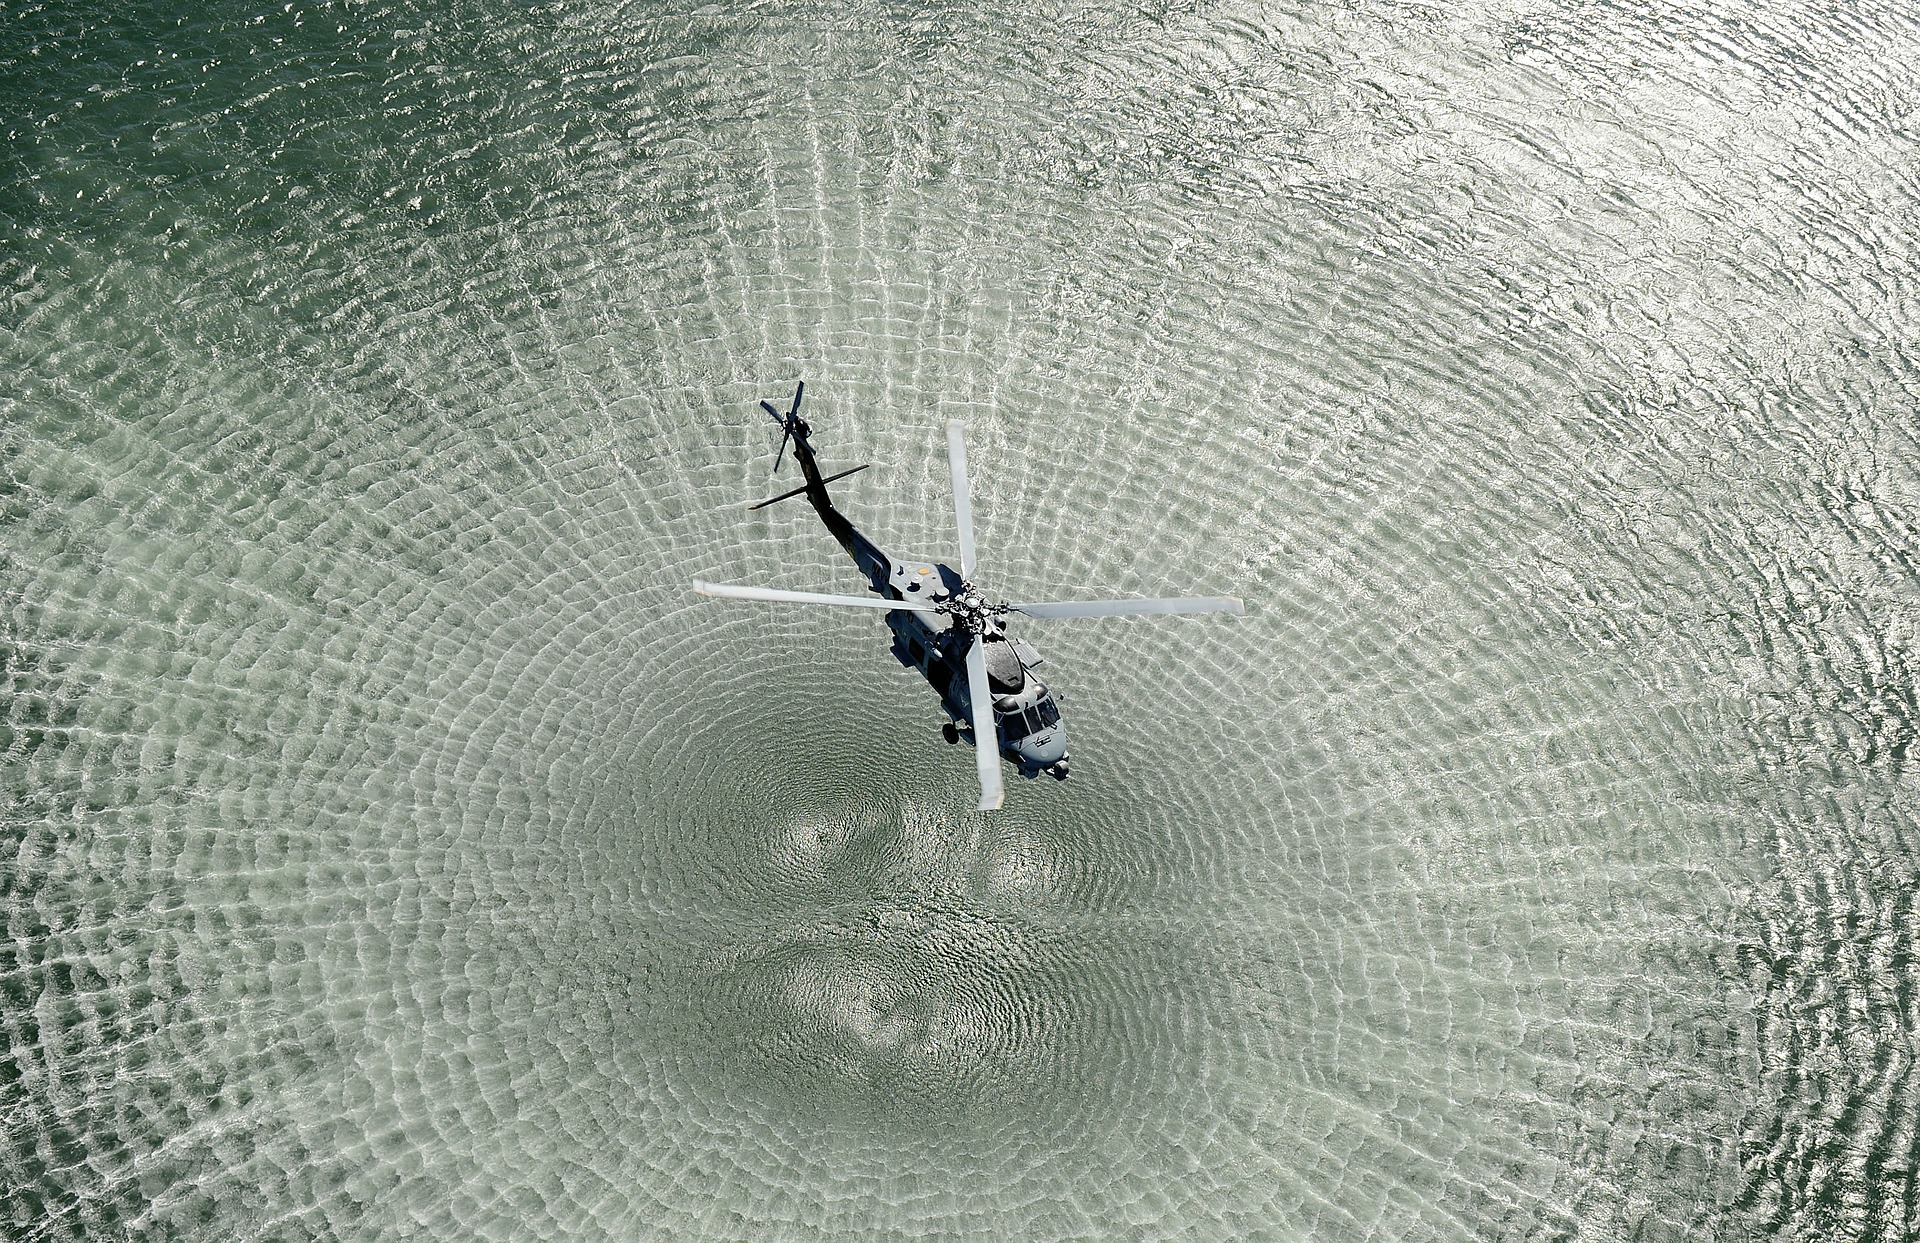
[5,0,1919,1239]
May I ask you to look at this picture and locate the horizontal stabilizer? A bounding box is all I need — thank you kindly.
[748,463,871,510]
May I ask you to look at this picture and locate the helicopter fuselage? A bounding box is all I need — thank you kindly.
[783,420,1069,778]
[707,384,1244,807]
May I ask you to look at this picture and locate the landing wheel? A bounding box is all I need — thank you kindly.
[942,721,960,744]
[1048,760,1070,780]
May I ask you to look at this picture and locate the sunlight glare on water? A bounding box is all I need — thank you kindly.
[4,0,1919,1239]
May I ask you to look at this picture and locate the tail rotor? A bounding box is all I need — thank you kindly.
[762,380,806,474]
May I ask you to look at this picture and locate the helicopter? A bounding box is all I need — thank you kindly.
[693,382,1244,810]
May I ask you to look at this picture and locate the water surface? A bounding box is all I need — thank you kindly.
[5,0,1919,1238]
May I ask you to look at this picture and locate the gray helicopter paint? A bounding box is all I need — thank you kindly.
[876,559,1069,774]
[758,386,1070,780]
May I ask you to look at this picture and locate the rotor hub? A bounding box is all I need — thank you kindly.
[941,582,1007,635]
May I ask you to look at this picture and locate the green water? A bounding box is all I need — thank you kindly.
[5,0,1918,1239]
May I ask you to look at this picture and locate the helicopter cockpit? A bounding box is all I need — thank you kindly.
[989,673,1067,776]
[998,695,1060,741]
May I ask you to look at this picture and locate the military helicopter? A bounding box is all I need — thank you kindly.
[693,382,1244,810]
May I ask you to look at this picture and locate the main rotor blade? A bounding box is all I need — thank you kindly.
[947,420,978,579]
[963,634,1005,811]
[1009,596,1246,619]
[693,581,940,612]
[788,379,805,418]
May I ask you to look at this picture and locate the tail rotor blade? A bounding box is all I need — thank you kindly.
[963,635,1005,811]
[1009,596,1246,619]
[761,399,792,474]
[947,421,978,579]
[763,382,804,473]
[693,581,940,612]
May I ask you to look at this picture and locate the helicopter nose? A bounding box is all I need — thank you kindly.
[1020,729,1068,768]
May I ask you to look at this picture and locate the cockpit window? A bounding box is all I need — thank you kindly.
[998,697,1058,741]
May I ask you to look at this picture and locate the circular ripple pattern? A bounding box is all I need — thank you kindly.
[5,0,1919,1239]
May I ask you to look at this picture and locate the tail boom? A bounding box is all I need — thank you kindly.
[758,382,890,581]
